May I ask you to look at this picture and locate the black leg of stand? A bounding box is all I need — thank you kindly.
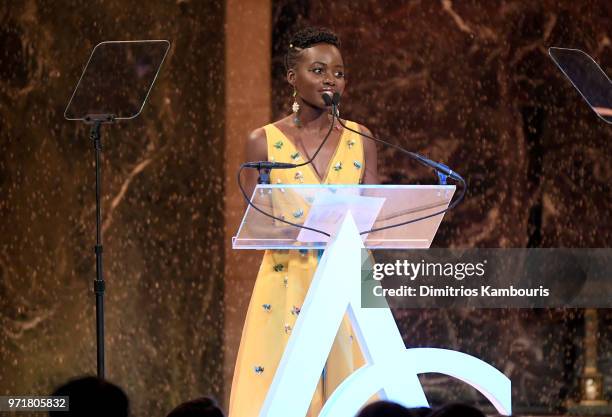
[90,121,105,379]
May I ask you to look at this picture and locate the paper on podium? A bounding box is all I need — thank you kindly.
[297,192,385,242]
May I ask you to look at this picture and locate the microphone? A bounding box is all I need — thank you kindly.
[410,154,464,182]
[322,92,341,110]
[332,92,341,106]
[323,91,340,118]
[329,92,341,117]
[322,93,333,107]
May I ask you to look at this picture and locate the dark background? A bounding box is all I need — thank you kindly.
[1,0,610,415]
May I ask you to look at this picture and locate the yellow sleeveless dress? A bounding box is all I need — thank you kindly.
[229,121,367,417]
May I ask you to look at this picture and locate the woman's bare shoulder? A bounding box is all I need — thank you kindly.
[246,127,267,161]
[247,126,266,142]
[246,116,289,161]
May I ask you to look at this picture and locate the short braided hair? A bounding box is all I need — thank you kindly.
[285,27,341,71]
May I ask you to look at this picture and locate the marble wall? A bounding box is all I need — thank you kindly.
[0,1,225,416]
[271,0,611,413]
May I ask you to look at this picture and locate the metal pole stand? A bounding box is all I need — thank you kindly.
[86,114,115,379]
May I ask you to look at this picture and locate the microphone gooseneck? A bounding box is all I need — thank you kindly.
[331,106,464,182]
[331,115,467,235]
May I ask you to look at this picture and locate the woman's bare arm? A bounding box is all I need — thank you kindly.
[242,127,268,201]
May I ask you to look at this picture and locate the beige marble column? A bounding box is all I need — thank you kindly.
[223,0,271,409]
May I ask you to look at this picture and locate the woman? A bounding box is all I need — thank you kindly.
[230,27,378,417]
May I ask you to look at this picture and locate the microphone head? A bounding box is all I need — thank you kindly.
[322,93,333,106]
[332,92,341,106]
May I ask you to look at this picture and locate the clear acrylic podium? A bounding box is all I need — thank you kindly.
[232,184,512,417]
[233,184,456,250]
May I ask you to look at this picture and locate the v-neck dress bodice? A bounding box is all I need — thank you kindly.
[229,120,367,417]
[265,120,364,185]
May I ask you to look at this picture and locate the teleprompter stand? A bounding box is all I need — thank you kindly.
[89,114,114,379]
[64,40,170,378]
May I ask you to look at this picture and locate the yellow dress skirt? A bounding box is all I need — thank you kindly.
[230,121,367,417]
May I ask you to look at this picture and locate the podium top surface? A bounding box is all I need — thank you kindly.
[233,184,455,250]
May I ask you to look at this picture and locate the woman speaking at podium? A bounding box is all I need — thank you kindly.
[230,27,378,416]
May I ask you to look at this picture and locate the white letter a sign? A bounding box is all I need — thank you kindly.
[259,213,512,417]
